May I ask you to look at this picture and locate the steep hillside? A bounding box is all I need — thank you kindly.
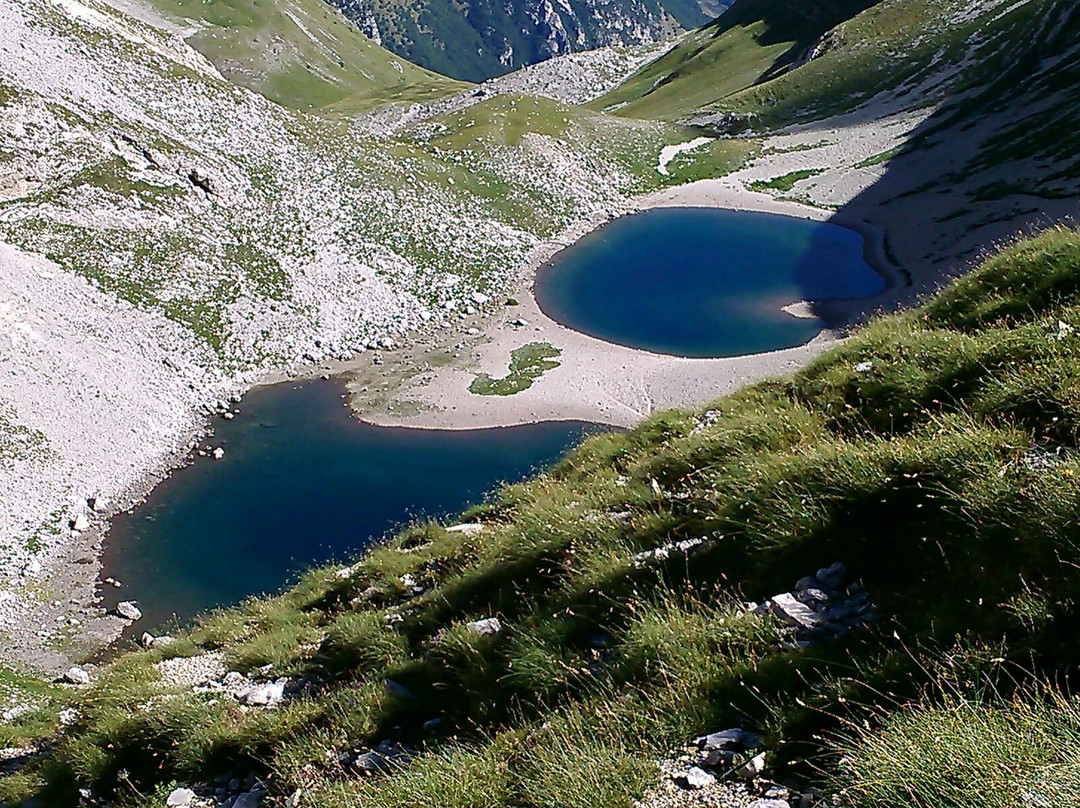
[328,0,733,82]
[594,0,883,119]
[598,0,1077,134]
[108,0,466,111]
[6,228,1080,807]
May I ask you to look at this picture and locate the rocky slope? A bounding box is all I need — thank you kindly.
[327,0,732,81]
[0,0,686,670]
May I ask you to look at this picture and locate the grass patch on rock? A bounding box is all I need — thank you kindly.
[748,167,826,193]
[469,342,562,396]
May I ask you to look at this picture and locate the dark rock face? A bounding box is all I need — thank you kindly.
[326,0,732,82]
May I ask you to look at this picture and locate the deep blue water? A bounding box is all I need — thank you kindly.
[534,207,886,358]
[101,379,603,629]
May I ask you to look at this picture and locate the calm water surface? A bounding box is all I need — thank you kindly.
[102,380,604,628]
[534,207,886,357]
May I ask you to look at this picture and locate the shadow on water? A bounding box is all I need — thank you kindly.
[100,379,607,630]
[534,207,886,358]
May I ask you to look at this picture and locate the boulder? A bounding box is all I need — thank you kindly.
[166,787,196,807]
[695,725,747,751]
[768,594,821,631]
[115,601,142,621]
[63,666,90,685]
[446,523,484,535]
[70,513,90,532]
[239,679,287,707]
[466,617,502,637]
[354,739,414,774]
[233,788,265,808]
[383,679,413,700]
[681,766,715,789]
[212,447,225,460]
[736,751,766,780]
[816,562,847,589]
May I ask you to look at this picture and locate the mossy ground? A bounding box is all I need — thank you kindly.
[6,229,1080,807]
[469,342,561,395]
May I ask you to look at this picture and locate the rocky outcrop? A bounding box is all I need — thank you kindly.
[328,0,731,82]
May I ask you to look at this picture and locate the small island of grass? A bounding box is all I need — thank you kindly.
[469,342,562,396]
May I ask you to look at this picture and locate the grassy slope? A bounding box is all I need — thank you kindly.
[8,229,1080,806]
[138,0,465,111]
[592,0,883,120]
[598,0,1077,139]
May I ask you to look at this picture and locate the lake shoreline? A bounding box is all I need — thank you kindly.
[353,178,900,434]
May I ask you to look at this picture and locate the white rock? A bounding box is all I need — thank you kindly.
[239,679,287,707]
[683,766,716,789]
[736,751,767,780]
[58,708,78,726]
[166,787,196,806]
[466,617,502,636]
[115,601,142,621]
[336,562,362,579]
[470,292,490,305]
[768,593,821,631]
[212,447,225,460]
[70,514,90,532]
[446,523,484,535]
[63,666,90,685]
[854,360,874,373]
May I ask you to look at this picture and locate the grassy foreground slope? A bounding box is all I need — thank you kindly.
[7,229,1080,805]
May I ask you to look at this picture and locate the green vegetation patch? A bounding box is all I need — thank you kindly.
[469,341,561,395]
[748,167,826,193]
[140,0,465,112]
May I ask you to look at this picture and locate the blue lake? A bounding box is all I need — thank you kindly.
[534,207,887,358]
[102,379,603,629]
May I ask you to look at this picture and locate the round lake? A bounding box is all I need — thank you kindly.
[534,207,887,358]
[101,379,604,628]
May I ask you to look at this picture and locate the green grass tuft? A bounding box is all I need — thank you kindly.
[469,342,562,396]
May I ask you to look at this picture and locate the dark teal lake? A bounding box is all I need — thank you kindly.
[534,207,887,358]
[102,380,602,629]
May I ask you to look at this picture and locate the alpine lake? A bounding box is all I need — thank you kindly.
[103,208,887,629]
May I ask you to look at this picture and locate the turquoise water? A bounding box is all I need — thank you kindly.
[534,207,886,358]
[101,380,603,629]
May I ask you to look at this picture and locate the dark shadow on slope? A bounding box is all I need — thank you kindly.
[785,0,1080,331]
